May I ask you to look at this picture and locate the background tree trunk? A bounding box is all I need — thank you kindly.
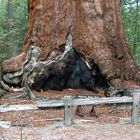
[7,0,16,55]
[7,0,13,37]
[2,0,140,92]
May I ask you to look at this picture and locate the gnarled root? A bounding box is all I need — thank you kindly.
[0,81,25,93]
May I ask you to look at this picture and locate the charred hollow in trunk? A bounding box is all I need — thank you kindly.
[1,33,108,92]
[1,0,140,93]
[33,44,107,92]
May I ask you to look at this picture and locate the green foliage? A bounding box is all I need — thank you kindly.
[121,0,140,66]
[0,0,28,63]
[0,0,8,62]
[12,0,28,51]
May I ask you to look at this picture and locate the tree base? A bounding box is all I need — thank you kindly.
[1,34,108,93]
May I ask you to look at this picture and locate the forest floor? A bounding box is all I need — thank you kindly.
[0,82,140,140]
[1,123,140,140]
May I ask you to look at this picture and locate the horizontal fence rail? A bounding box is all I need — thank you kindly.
[36,96,133,108]
[0,90,140,127]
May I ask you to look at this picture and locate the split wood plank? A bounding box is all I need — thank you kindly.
[0,97,133,113]
[37,96,133,108]
[0,104,38,112]
[37,99,64,107]
[73,96,133,106]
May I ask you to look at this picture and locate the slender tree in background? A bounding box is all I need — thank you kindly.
[7,0,15,55]
[133,0,139,55]
[7,0,13,37]
[0,0,28,63]
[121,0,140,65]
[1,0,140,93]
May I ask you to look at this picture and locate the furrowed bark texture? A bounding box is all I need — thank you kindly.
[2,0,140,91]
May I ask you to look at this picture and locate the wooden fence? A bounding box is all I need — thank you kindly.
[0,90,140,127]
[36,91,140,126]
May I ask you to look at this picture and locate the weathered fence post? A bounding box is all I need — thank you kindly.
[132,91,140,125]
[64,96,73,127]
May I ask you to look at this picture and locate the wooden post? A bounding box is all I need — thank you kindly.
[64,96,73,127]
[132,91,140,125]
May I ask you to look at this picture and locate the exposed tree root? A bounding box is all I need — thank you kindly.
[0,81,25,93]
[1,33,107,99]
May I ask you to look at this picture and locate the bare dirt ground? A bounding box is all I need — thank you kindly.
[1,123,140,140]
[0,85,140,140]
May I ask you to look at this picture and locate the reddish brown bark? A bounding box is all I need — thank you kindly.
[2,0,140,90]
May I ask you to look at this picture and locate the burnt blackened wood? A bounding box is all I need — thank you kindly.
[33,48,104,92]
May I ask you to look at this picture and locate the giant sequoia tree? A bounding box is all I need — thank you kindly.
[1,0,140,93]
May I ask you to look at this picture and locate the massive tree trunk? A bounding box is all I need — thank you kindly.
[1,0,140,93]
